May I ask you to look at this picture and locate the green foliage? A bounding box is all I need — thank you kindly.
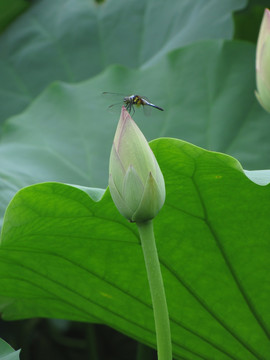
[0,40,269,226]
[0,338,20,360]
[0,0,245,124]
[1,139,270,359]
[0,0,29,34]
[234,5,264,43]
[1,0,270,358]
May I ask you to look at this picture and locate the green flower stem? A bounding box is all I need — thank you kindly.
[137,220,172,360]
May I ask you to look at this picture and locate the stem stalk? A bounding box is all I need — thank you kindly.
[137,220,172,360]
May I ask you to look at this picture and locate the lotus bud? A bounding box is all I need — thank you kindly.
[109,107,165,222]
[256,8,270,113]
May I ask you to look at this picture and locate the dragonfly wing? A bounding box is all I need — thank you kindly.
[107,102,123,113]
[143,104,152,116]
[103,92,126,100]
[141,95,151,102]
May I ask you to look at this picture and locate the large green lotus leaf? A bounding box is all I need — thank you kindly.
[0,40,269,225]
[1,138,270,360]
[0,0,246,123]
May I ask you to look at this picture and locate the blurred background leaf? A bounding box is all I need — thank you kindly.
[0,0,30,34]
[233,0,270,42]
[0,337,20,360]
[0,0,246,125]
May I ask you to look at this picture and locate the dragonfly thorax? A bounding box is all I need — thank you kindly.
[124,95,145,106]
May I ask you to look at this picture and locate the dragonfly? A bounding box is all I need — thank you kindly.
[103,92,164,115]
